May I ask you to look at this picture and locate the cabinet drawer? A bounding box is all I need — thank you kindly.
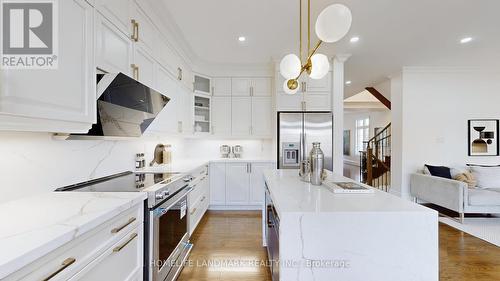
[69,225,143,281]
[5,204,143,281]
[189,192,209,235]
[189,176,207,203]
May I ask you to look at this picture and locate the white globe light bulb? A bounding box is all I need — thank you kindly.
[315,4,352,43]
[283,80,299,95]
[279,54,301,79]
[309,54,330,80]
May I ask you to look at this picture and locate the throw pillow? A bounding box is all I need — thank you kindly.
[469,166,500,189]
[454,172,477,189]
[424,164,452,179]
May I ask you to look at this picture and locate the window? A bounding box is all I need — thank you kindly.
[355,118,370,154]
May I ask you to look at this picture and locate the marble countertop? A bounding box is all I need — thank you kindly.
[0,192,146,278]
[264,169,436,217]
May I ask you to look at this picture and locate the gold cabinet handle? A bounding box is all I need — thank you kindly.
[113,233,138,253]
[42,258,76,281]
[111,217,136,234]
[131,19,139,42]
[131,64,139,80]
[190,207,197,215]
[200,196,206,202]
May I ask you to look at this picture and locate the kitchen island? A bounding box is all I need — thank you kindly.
[263,169,438,281]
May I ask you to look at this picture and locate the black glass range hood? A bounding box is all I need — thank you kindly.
[70,73,169,138]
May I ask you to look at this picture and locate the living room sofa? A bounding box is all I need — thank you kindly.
[410,172,500,223]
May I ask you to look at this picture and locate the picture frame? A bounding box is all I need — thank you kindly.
[468,119,499,156]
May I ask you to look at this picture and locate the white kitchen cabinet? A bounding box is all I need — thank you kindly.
[251,97,272,137]
[226,163,250,205]
[0,0,95,133]
[96,13,133,75]
[130,2,156,54]
[275,72,332,111]
[211,97,232,136]
[146,65,179,134]
[95,0,131,35]
[251,78,272,96]
[231,78,271,97]
[210,163,226,206]
[71,226,143,281]
[194,74,211,95]
[132,45,155,87]
[231,78,252,96]
[231,97,252,136]
[154,36,181,79]
[212,78,232,96]
[179,87,194,134]
[249,163,273,205]
[4,203,144,281]
[193,95,211,134]
[188,165,209,235]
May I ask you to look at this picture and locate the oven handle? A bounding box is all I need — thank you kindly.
[153,185,193,217]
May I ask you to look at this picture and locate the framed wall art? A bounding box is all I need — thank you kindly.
[468,119,499,156]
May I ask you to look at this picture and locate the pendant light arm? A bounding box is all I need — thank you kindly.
[294,40,323,80]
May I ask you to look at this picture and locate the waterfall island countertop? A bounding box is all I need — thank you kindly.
[263,169,438,281]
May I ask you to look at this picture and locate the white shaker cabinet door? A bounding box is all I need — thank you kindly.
[146,65,178,134]
[251,78,271,96]
[95,0,131,35]
[225,163,250,205]
[210,163,226,206]
[211,97,231,136]
[231,78,251,96]
[132,45,155,87]
[130,2,155,54]
[96,13,133,75]
[0,0,95,133]
[212,78,232,96]
[251,97,272,137]
[249,163,273,205]
[231,97,252,137]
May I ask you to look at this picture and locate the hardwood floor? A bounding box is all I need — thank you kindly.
[177,211,271,281]
[178,211,500,281]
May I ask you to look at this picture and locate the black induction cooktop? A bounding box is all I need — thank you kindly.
[54,171,182,192]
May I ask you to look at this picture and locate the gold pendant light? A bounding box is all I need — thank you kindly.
[280,0,352,95]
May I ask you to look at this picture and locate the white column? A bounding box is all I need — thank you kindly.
[332,54,350,174]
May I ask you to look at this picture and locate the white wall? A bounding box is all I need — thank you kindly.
[343,110,391,165]
[0,132,273,203]
[392,67,500,199]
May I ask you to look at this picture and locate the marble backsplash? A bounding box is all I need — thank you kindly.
[0,132,273,203]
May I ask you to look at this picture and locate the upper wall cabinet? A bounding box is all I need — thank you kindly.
[194,74,211,95]
[132,45,155,87]
[130,2,155,54]
[275,72,332,111]
[0,0,95,133]
[212,78,232,96]
[96,13,133,75]
[231,78,271,97]
[95,0,131,35]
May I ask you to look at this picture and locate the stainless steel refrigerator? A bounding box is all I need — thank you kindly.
[277,111,333,171]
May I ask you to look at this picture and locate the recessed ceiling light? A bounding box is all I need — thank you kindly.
[238,36,246,42]
[350,37,359,43]
[345,80,352,85]
[460,37,473,44]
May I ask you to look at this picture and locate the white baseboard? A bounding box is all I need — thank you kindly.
[209,205,262,211]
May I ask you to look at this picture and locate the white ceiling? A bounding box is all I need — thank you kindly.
[159,0,500,97]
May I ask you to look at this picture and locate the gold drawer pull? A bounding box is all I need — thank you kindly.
[42,257,76,281]
[113,233,138,253]
[111,217,136,234]
[190,207,197,215]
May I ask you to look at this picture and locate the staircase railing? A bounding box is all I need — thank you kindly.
[360,123,391,191]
